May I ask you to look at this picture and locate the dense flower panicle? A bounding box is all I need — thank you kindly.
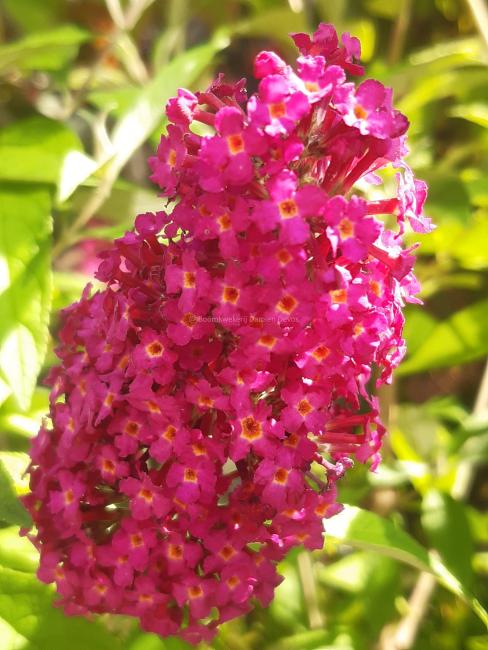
[23,24,432,644]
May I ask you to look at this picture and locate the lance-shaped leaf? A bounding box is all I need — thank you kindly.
[0,186,53,411]
[325,505,488,626]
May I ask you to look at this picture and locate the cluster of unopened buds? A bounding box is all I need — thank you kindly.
[23,24,433,644]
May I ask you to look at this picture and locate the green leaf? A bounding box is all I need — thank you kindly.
[317,550,397,595]
[57,150,100,202]
[0,460,30,527]
[70,180,166,233]
[0,186,53,410]
[3,0,65,33]
[423,173,471,223]
[325,505,488,626]
[0,527,38,573]
[403,307,437,356]
[0,24,90,74]
[422,490,474,588]
[0,387,49,438]
[0,116,82,186]
[416,215,488,271]
[270,629,335,650]
[236,8,308,46]
[397,299,488,375]
[326,505,432,572]
[0,452,30,495]
[451,103,488,128]
[0,565,121,650]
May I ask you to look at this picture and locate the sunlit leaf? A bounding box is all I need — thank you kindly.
[0,460,30,527]
[70,180,165,234]
[326,505,431,571]
[0,527,38,573]
[2,0,65,32]
[403,307,437,356]
[423,173,471,223]
[0,24,89,74]
[364,0,404,19]
[398,299,488,375]
[0,187,52,410]
[409,37,487,68]
[0,565,121,650]
[57,151,100,202]
[0,116,82,186]
[325,505,488,625]
[269,629,335,650]
[0,452,29,495]
[422,490,474,588]
[236,8,308,45]
[451,103,488,128]
[0,387,49,438]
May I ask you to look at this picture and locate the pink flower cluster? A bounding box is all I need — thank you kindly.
[23,24,432,645]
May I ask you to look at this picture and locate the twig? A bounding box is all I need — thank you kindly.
[452,358,488,499]
[388,0,413,65]
[54,0,156,256]
[297,550,324,629]
[392,572,437,650]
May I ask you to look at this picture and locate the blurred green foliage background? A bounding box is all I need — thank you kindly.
[0,1,488,649]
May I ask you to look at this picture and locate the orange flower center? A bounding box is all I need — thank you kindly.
[222,286,240,304]
[219,545,236,561]
[217,213,231,231]
[145,400,161,413]
[102,459,115,473]
[125,421,140,437]
[64,489,74,505]
[354,104,368,120]
[192,442,207,456]
[167,149,177,167]
[198,395,214,408]
[311,345,330,362]
[370,280,381,297]
[227,133,245,155]
[168,544,183,560]
[163,425,177,441]
[297,398,313,417]
[330,289,347,304]
[184,467,198,483]
[183,271,196,288]
[338,217,354,239]
[276,248,292,265]
[182,312,197,328]
[278,198,299,220]
[269,102,286,119]
[284,432,299,448]
[146,340,164,357]
[273,468,289,484]
[241,416,263,441]
[305,81,319,92]
[353,323,364,336]
[188,585,203,599]
[227,575,240,589]
[258,335,277,349]
[277,294,298,314]
[138,488,153,503]
[130,533,144,548]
